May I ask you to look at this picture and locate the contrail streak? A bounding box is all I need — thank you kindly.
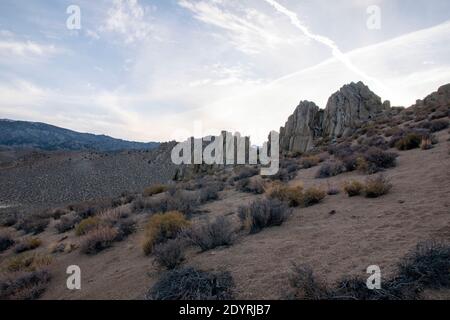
[262,0,386,90]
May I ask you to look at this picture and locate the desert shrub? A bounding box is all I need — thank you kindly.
[142,211,190,255]
[143,184,168,197]
[80,226,119,254]
[236,177,265,194]
[5,254,52,273]
[364,175,392,198]
[113,218,136,241]
[360,147,397,173]
[145,267,234,300]
[268,168,296,181]
[15,215,49,235]
[153,238,186,270]
[267,184,303,207]
[396,242,450,290]
[197,186,220,203]
[111,192,136,207]
[0,270,51,300]
[185,216,234,251]
[301,156,320,169]
[50,208,70,220]
[287,264,329,300]
[395,133,422,150]
[54,212,81,233]
[166,191,200,216]
[232,166,259,181]
[315,161,344,178]
[75,217,101,236]
[326,183,340,196]
[418,119,449,133]
[341,154,358,172]
[132,195,168,213]
[238,199,291,234]
[343,180,364,197]
[359,135,388,150]
[420,137,433,150]
[0,212,18,227]
[302,187,326,207]
[0,232,15,252]
[14,237,42,254]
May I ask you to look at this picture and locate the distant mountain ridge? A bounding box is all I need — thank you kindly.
[0,119,160,151]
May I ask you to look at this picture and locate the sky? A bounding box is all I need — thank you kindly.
[0,0,449,144]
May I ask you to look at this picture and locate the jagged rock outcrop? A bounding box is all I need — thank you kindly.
[322,82,390,138]
[279,101,323,153]
[279,82,391,153]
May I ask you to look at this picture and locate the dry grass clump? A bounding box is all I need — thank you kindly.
[301,155,320,169]
[302,187,326,207]
[395,133,422,150]
[236,176,265,194]
[153,238,186,270]
[0,232,15,252]
[143,184,168,197]
[80,226,119,254]
[364,175,392,198]
[287,264,329,300]
[343,180,364,197]
[145,267,234,300]
[238,199,291,234]
[357,147,397,174]
[267,183,304,207]
[142,211,190,255]
[54,212,81,234]
[185,216,234,252]
[5,254,52,273]
[14,237,42,254]
[75,217,101,236]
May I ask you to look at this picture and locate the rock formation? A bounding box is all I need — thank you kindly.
[322,82,389,138]
[279,101,323,153]
[279,81,391,154]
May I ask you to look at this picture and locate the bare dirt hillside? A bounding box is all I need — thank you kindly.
[30,130,449,300]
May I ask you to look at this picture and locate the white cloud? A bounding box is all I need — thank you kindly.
[178,0,306,54]
[100,0,155,44]
[0,39,60,59]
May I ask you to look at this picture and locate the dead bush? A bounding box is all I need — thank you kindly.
[54,212,81,233]
[0,270,51,300]
[360,147,397,173]
[302,187,326,207]
[315,161,344,178]
[142,211,190,255]
[153,238,186,270]
[364,175,392,198]
[395,133,422,150]
[236,177,265,194]
[238,199,291,234]
[145,267,234,300]
[80,226,119,254]
[232,166,259,181]
[143,184,168,197]
[15,215,49,235]
[0,232,15,252]
[287,264,329,300]
[343,180,364,197]
[14,237,42,254]
[301,156,320,169]
[267,183,303,207]
[185,216,234,251]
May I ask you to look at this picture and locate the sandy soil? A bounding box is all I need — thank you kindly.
[3,131,448,300]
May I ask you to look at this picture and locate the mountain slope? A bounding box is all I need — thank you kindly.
[0,119,159,151]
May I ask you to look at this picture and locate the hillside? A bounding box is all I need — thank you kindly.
[0,82,449,301]
[0,119,159,152]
